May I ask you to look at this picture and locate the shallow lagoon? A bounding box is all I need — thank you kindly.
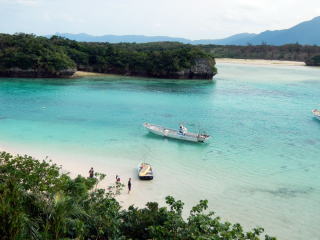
[1,63,320,240]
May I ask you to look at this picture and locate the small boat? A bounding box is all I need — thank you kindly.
[143,122,210,143]
[138,163,153,180]
[312,109,320,120]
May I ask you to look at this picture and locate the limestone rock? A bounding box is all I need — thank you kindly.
[0,68,76,78]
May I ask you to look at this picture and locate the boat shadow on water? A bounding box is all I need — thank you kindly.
[312,117,320,129]
[143,132,210,147]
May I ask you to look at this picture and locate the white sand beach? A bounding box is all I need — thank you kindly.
[215,58,306,66]
[0,142,166,210]
[72,71,117,78]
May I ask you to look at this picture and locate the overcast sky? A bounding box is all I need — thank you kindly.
[1,0,320,39]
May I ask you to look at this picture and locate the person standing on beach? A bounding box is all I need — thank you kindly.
[128,178,132,193]
[89,167,94,178]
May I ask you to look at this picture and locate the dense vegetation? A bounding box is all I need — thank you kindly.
[0,34,76,77]
[0,33,216,78]
[0,151,276,240]
[52,36,216,78]
[2,32,320,79]
[200,44,320,65]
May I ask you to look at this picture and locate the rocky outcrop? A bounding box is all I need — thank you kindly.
[152,58,217,79]
[78,57,217,80]
[176,58,217,79]
[0,68,76,78]
[0,61,217,79]
[305,55,320,66]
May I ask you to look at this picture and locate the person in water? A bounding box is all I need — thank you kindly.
[128,178,132,193]
[89,167,94,178]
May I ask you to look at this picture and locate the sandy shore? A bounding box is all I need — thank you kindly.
[0,142,164,210]
[215,58,306,66]
[72,71,117,78]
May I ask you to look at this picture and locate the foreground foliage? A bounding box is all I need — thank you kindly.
[0,152,276,239]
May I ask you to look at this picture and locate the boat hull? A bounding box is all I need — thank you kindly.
[312,109,320,120]
[138,163,153,180]
[139,176,154,180]
[144,123,210,143]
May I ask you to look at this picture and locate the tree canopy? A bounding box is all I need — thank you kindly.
[0,33,216,78]
[0,34,76,74]
[201,44,320,63]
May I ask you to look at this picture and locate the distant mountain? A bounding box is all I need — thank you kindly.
[47,33,191,44]
[46,32,258,45]
[231,16,320,45]
[47,16,320,46]
[192,33,258,45]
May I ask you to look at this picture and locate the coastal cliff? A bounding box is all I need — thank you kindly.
[159,58,216,79]
[0,68,76,78]
[185,58,216,79]
[78,57,216,79]
[0,34,217,80]
[305,55,320,66]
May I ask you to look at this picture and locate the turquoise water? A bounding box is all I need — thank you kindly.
[1,63,320,239]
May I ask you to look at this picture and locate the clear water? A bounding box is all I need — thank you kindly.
[1,63,320,240]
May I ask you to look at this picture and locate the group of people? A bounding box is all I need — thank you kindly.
[89,168,132,193]
[115,175,132,193]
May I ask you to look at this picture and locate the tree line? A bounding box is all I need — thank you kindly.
[0,152,276,239]
[200,44,320,65]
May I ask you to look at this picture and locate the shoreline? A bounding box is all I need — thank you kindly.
[71,71,119,78]
[0,137,313,240]
[1,62,319,240]
[215,58,306,66]
[0,141,165,210]
[71,71,216,81]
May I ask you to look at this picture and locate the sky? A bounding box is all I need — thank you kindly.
[0,0,320,40]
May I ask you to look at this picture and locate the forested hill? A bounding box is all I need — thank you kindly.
[201,44,320,66]
[0,33,217,79]
[204,16,320,46]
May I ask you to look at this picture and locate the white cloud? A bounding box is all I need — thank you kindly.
[8,0,40,6]
[0,0,319,39]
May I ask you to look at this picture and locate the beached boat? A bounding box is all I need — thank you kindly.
[143,122,210,143]
[312,109,320,120]
[138,163,153,180]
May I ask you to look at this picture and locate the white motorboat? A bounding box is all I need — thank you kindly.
[143,123,210,143]
[312,109,320,120]
[138,163,153,180]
